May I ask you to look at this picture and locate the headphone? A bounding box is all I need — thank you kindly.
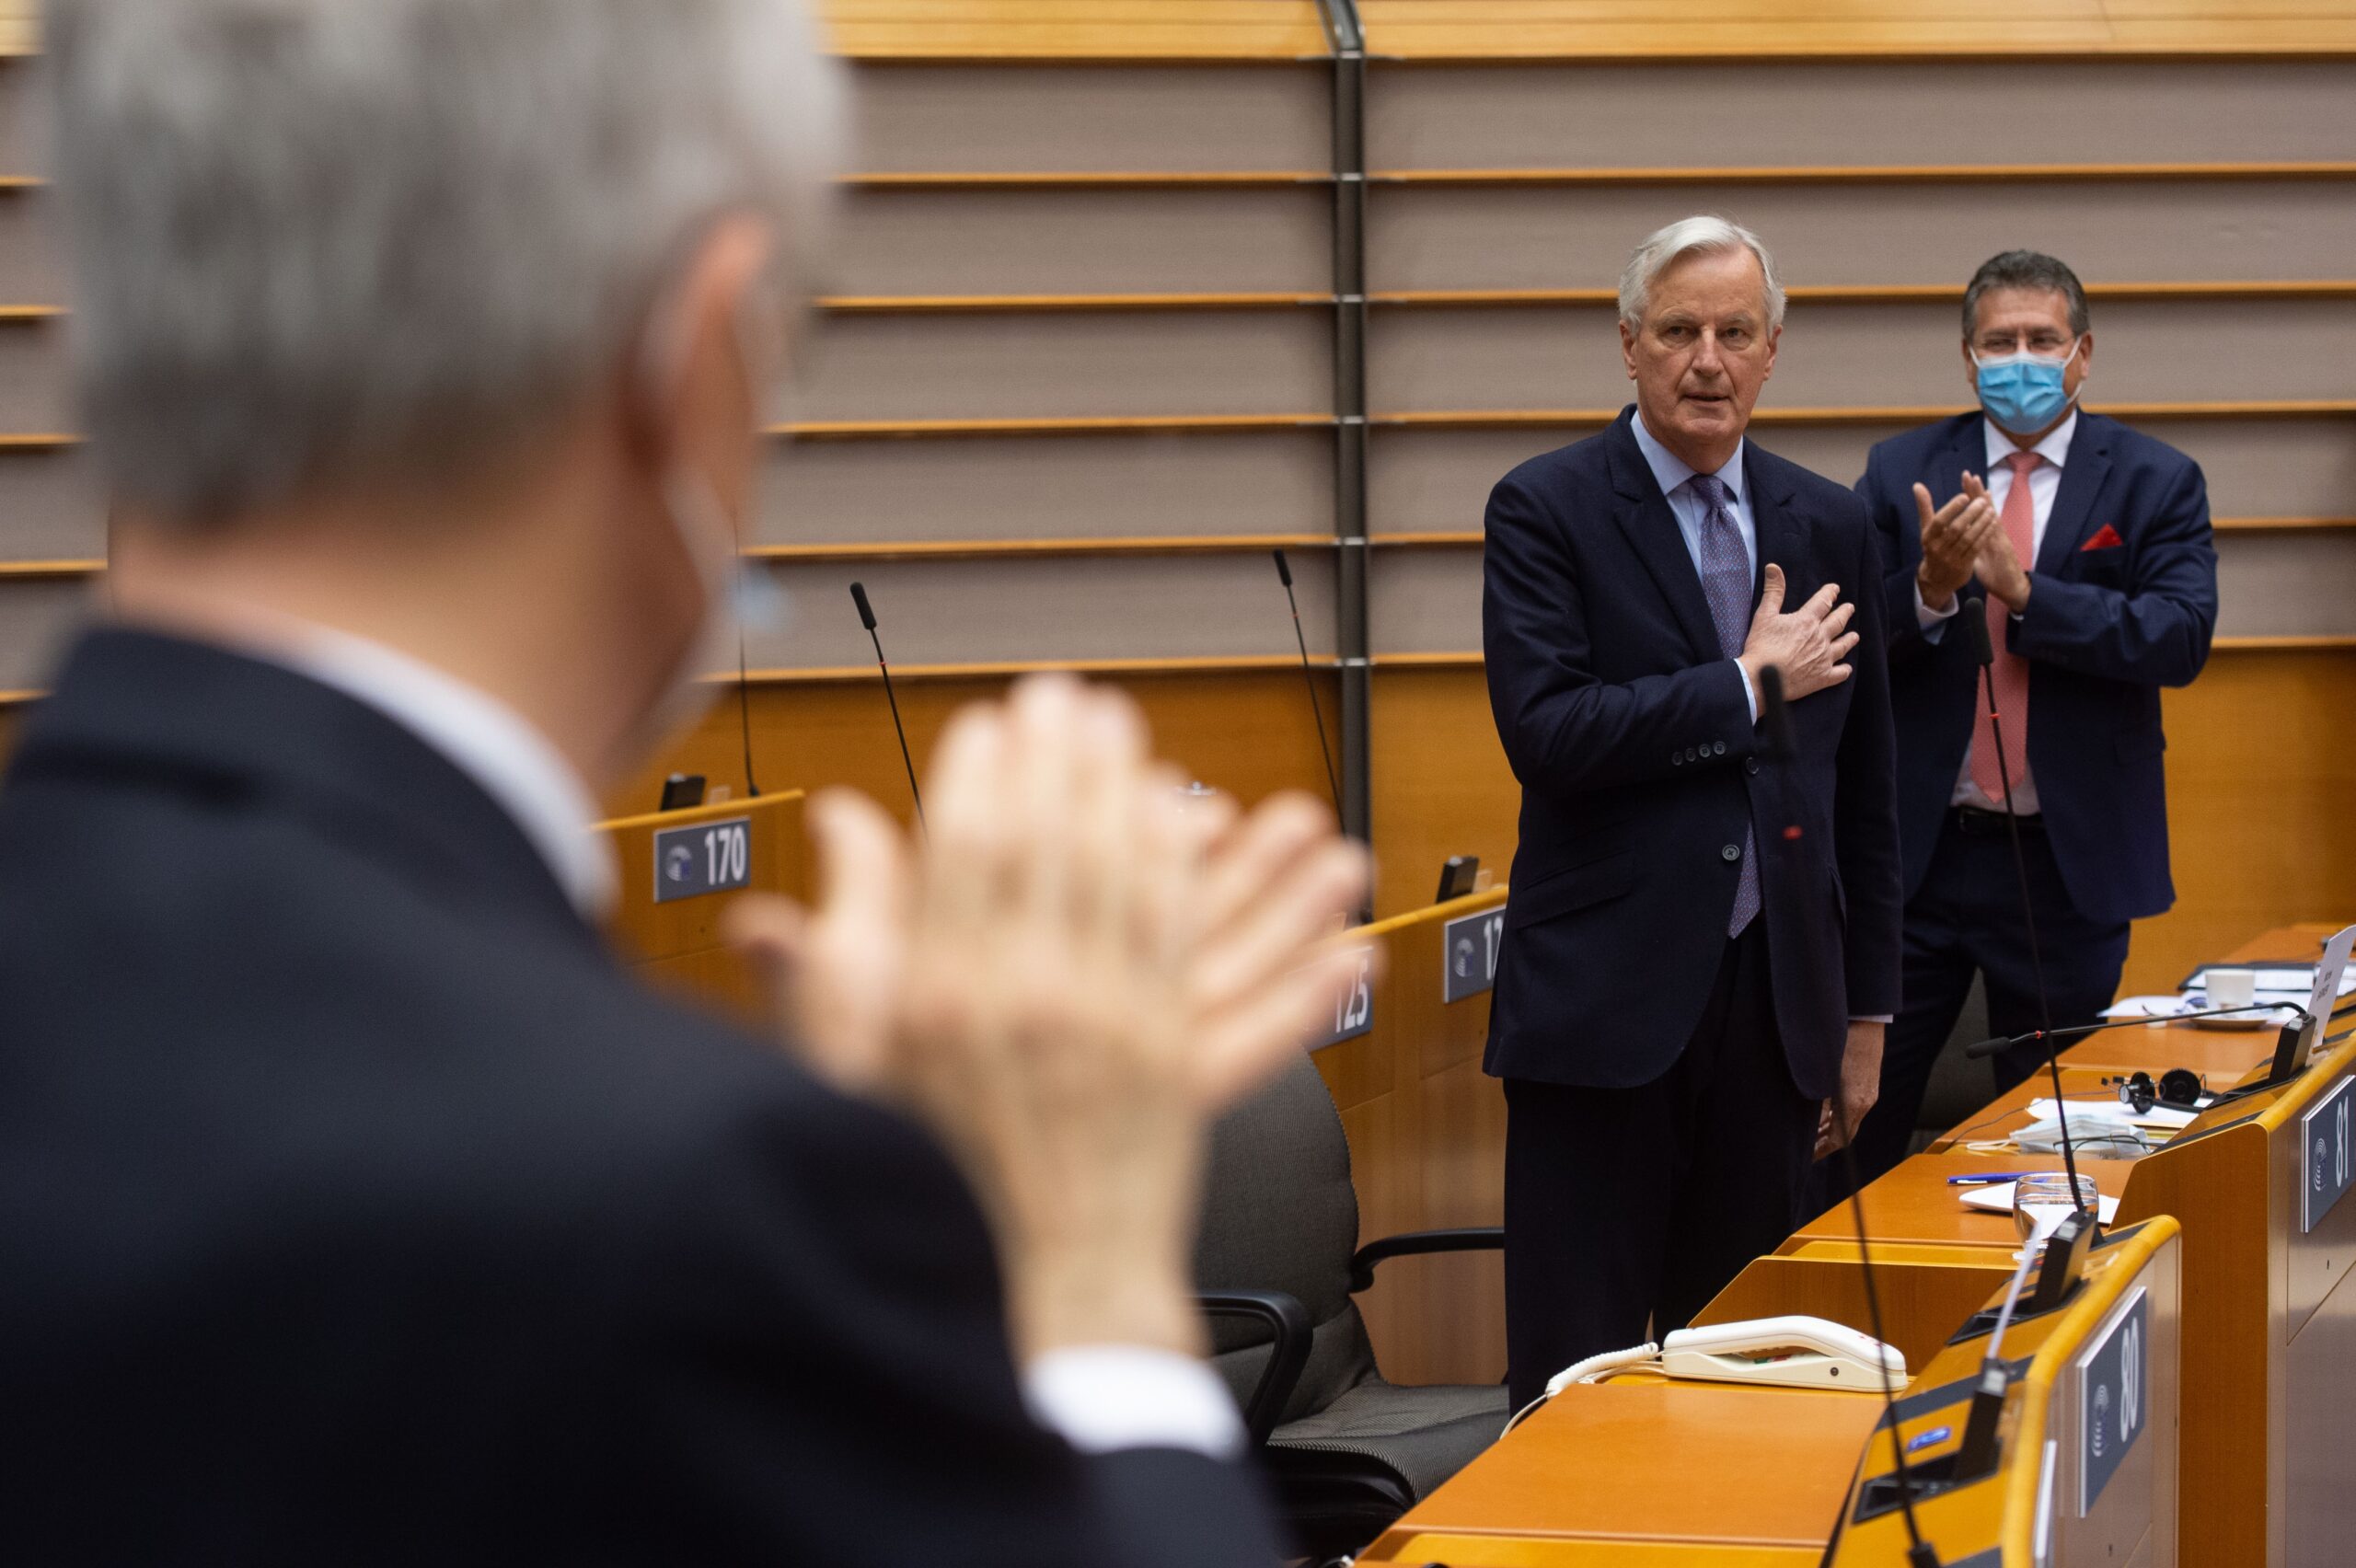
[2109,1068,2205,1116]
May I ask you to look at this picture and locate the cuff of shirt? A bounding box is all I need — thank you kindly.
[1914,581,1960,638]
[1734,660,1759,724]
[1022,1345,1245,1460]
[1851,1015,1895,1025]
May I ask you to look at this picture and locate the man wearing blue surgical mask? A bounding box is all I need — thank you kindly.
[1832,250,2218,1192]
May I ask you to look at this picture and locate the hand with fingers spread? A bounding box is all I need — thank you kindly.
[730,674,1371,1365]
[1737,562,1859,707]
[1970,475,2035,614]
[1912,472,2001,613]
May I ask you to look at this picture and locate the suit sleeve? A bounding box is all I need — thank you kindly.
[595,1079,1282,1568]
[1857,445,1936,664]
[2010,455,2217,687]
[1483,470,1756,796]
[1832,499,1905,1019]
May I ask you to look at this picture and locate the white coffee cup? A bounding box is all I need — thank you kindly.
[2207,966,2258,1012]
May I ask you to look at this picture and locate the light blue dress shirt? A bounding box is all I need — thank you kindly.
[1631,409,1758,721]
[1628,414,1886,1026]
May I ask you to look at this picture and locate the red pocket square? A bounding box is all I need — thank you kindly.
[2081,525,2126,551]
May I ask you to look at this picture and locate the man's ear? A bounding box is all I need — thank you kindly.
[627,215,779,496]
[1620,318,1639,381]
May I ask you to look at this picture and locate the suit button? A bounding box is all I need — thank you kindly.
[1671,752,1682,767]
[1745,757,1761,776]
[1686,746,1700,762]
[1721,844,1741,862]
[1713,741,1727,756]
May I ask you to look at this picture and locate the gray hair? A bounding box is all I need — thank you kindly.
[47,0,842,523]
[1617,215,1785,334]
[1962,249,2090,340]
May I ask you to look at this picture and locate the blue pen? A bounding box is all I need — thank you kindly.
[1947,1172,2035,1186]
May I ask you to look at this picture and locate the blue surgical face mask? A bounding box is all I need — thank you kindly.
[1972,340,2083,435]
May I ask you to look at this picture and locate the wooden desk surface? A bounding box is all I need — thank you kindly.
[1363,1376,1881,1563]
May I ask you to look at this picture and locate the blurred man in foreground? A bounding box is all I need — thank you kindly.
[1481,217,1902,1412]
[1837,250,2218,1189]
[0,3,1366,1562]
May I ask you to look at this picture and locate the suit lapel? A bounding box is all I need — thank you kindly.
[2036,414,2115,573]
[1922,416,1983,519]
[1745,446,1806,605]
[1605,421,1724,663]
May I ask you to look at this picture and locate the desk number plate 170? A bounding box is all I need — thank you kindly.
[653,816,753,904]
[2301,1074,2355,1235]
[1442,907,1505,1004]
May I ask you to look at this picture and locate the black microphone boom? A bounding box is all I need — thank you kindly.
[1271,549,1345,821]
[1760,665,1942,1568]
[1963,1000,2310,1060]
[849,582,924,830]
[1961,594,2088,1227]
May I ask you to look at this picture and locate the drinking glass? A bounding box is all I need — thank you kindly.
[2013,1172,2098,1248]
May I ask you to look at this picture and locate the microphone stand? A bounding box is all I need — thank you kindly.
[1271,549,1345,823]
[1762,667,1942,1568]
[1963,597,2089,1229]
[849,582,924,831]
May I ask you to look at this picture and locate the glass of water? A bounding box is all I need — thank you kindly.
[2013,1172,2098,1248]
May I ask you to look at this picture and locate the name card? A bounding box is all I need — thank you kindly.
[653,816,753,904]
[1309,945,1375,1050]
[2077,1287,2148,1516]
[1441,907,1506,1004]
[2302,1075,2355,1234]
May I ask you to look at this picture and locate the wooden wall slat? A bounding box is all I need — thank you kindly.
[835,185,1332,294]
[848,63,1329,172]
[1368,297,2356,413]
[1365,61,2356,171]
[1366,182,2356,293]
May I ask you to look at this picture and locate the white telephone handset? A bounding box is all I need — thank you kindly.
[1657,1315,1905,1390]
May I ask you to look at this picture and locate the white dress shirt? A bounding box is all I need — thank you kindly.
[1915,410,2077,815]
[260,623,1242,1462]
[1631,409,1760,722]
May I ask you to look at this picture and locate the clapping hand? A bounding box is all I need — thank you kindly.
[1912,474,2001,613]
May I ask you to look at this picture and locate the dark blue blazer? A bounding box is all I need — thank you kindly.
[1857,411,2217,925]
[1482,410,1903,1101]
[0,628,1276,1568]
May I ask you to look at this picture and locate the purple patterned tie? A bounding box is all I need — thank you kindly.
[1690,474,1760,937]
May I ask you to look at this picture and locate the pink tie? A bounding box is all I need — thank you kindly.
[1969,451,2040,804]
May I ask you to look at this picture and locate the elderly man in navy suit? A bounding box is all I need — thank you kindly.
[1482,216,1904,1410]
[1831,251,2219,1192]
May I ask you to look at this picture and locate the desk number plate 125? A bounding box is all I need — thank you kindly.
[2302,1074,2355,1234]
[653,816,753,904]
[1307,945,1375,1050]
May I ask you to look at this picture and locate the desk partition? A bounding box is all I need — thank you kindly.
[1316,887,1510,1386]
[596,790,807,1025]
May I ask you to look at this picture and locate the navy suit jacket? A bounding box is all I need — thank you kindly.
[1482,409,1903,1101]
[0,628,1277,1568]
[1857,411,2217,925]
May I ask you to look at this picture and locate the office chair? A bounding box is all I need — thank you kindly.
[1194,1050,1509,1562]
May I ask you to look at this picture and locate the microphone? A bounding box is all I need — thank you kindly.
[1271,550,1344,821]
[1760,665,1942,1568]
[1960,595,2089,1229]
[849,582,924,830]
[733,619,762,800]
[1963,1000,2313,1060]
